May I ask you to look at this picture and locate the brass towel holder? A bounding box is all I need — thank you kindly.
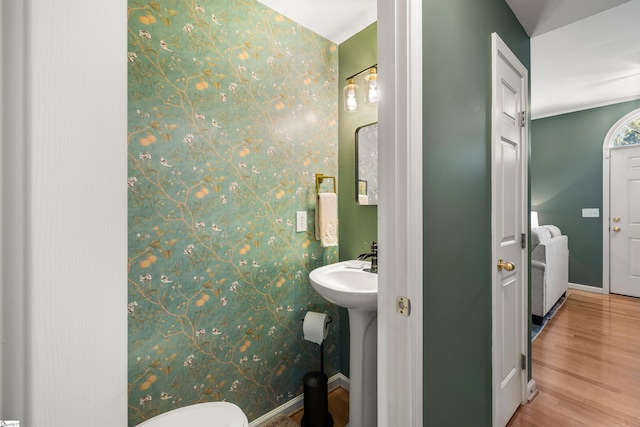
[315,173,336,194]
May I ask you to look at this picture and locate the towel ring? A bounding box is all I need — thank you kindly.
[316,173,336,194]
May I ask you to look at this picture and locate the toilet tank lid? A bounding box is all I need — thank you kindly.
[136,402,248,427]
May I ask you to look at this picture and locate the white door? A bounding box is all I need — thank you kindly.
[610,145,640,297]
[491,33,528,427]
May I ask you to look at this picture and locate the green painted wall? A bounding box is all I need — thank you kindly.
[337,23,378,375]
[422,1,529,425]
[531,99,640,288]
[338,23,379,260]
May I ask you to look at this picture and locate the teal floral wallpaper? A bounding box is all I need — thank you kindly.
[127,0,340,424]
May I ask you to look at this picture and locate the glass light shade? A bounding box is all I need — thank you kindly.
[344,79,359,112]
[531,211,539,229]
[364,67,378,104]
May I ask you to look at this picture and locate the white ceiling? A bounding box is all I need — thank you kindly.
[257,0,376,45]
[258,0,640,119]
[504,0,629,37]
[526,0,640,118]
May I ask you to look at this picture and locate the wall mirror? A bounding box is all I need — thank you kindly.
[355,122,378,205]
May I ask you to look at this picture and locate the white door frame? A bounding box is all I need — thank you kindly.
[377,0,423,425]
[490,33,531,427]
[0,0,28,419]
[602,107,640,295]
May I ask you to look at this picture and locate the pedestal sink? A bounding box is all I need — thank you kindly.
[309,260,377,427]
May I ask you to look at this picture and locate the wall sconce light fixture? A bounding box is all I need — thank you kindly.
[364,67,378,104]
[343,78,359,113]
[343,64,378,113]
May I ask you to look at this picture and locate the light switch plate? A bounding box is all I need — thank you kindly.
[582,208,599,218]
[296,211,307,232]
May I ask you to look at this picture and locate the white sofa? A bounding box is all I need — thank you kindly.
[531,225,569,324]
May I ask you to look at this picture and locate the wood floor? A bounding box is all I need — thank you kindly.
[508,289,640,426]
[289,387,349,427]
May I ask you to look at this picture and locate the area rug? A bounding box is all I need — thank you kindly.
[531,294,567,341]
[261,414,298,427]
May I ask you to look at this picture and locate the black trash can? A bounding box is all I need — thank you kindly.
[300,371,333,427]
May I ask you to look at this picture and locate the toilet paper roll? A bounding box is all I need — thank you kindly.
[303,311,329,345]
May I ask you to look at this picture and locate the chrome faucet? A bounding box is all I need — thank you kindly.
[357,241,378,273]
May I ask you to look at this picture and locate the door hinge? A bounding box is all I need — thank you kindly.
[521,233,526,249]
[520,111,526,128]
[521,354,527,370]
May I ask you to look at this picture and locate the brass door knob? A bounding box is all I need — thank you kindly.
[497,259,515,271]
[613,226,621,233]
[613,216,621,223]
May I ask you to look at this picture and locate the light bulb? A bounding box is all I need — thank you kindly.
[364,68,378,105]
[347,91,358,110]
[343,79,359,112]
[367,80,378,104]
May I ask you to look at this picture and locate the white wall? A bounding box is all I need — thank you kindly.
[1,1,127,425]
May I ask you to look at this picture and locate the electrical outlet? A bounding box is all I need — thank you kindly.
[296,211,307,232]
[582,208,599,218]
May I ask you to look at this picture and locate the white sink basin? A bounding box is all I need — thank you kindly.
[309,260,377,311]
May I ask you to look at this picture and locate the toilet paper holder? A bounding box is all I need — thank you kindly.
[301,314,335,427]
[302,314,333,372]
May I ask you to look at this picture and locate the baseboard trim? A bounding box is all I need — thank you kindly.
[568,283,603,294]
[250,373,350,426]
[526,379,538,402]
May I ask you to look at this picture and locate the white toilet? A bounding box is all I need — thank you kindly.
[136,402,248,427]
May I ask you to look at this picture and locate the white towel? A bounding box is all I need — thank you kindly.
[315,192,338,247]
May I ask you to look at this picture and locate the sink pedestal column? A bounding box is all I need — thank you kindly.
[346,308,377,427]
